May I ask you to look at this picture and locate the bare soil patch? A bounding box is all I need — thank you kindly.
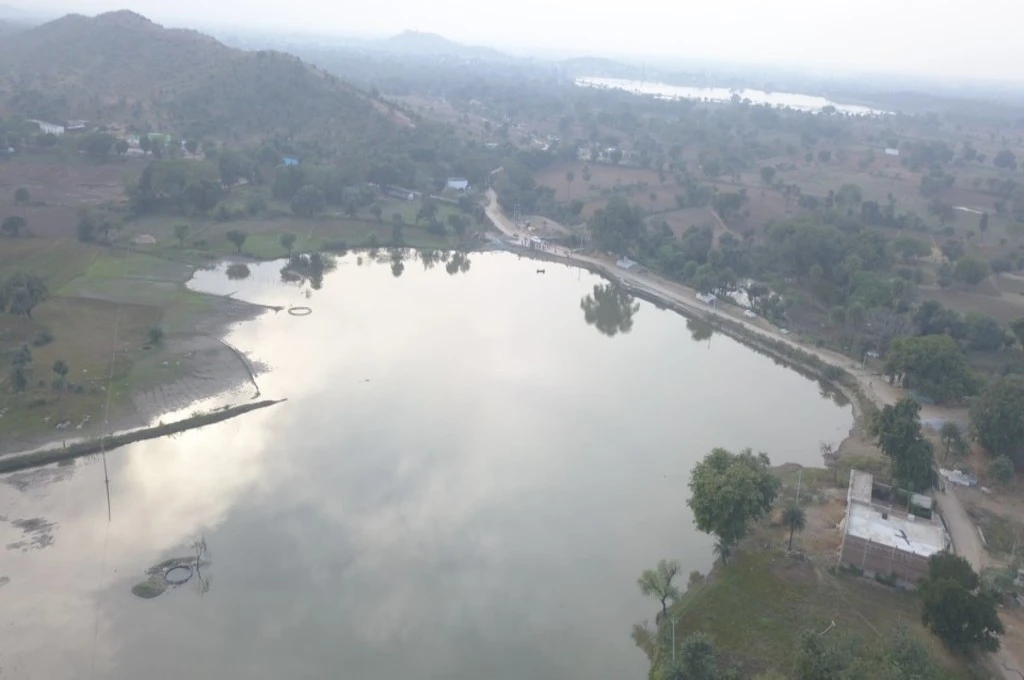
[0,157,139,209]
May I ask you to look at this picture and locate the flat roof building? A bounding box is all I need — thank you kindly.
[838,470,949,585]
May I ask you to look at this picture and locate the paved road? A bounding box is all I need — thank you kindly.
[485,191,1023,679]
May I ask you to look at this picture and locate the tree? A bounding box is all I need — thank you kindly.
[821,442,840,483]
[580,283,640,337]
[636,559,681,617]
[969,377,1024,463]
[369,204,383,222]
[1,215,25,237]
[989,456,1015,485]
[794,629,854,680]
[416,201,438,225]
[687,448,780,561]
[9,343,31,393]
[953,257,989,286]
[994,149,1017,171]
[918,553,1003,654]
[783,504,806,551]
[871,398,937,493]
[0,272,48,318]
[565,170,575,200]
[1011,317,1024,348]
[148,327,164,345]
[14,187,30,205]
[884,335,974,403]
[290,184,326,218]
[52,359,69,395]
[114,139,129,156]
[939,421,968,463]
[588,196,645,254]
[279,232,297,255]
[78,132,116,160]
[226,229,247,253]
[666,632,718,680]
[448,214,468,241]
[760,166,777,186]
[582,165,592,182]
[979,212,989,237]
[173,223,190,247]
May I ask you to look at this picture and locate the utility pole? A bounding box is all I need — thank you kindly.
[671,616,678,663]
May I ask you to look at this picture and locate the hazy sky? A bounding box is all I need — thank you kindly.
[24,0,1024,81]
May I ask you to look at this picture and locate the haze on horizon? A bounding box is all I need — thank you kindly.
[19,0,1024,83]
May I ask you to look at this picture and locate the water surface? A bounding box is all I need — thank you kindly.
[577,76,888,116]
[0,251,851,680]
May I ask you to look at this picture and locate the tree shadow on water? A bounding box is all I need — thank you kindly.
[580,283,640,337]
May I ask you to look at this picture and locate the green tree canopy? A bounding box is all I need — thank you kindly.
[666,632,718,680]
[226,229,247,253]
[871,398,937,492]
[783,503,806,551]
[969,377,1024,463]
[291,184,326,218]
[953,256,989,286]
[636,559,681,617]
[687,447,780,557]
[173,223,190,247]
[588,196,646,254]
[14,187,30,205]
[279,232,297,255]
[918,553,1003,654]
[0,272,48,318]
[1,215,26,237]
[884,335,974,403]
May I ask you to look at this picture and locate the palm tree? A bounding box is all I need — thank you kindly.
[565,170,575,200]
[939,421,964,462]
[783,504,807,551]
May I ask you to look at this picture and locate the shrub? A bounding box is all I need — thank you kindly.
[989,456,1016,485]
[31,330,54,347]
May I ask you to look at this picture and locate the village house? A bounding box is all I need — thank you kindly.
[446,177,470,191]
[838,470,949,586]
[30,120,65,136]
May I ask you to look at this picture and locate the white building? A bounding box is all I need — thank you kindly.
[838,470,948,585]
[884,147,900,157]
[446,178,470,191]
[31,120,65,136]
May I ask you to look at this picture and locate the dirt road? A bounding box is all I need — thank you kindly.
[484,190,1023,678]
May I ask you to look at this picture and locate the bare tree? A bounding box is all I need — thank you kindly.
[191,535,210,597]
[638,559,682,617]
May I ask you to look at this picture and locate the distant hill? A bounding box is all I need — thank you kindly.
[378,30,510,61]
[0,11,408,149]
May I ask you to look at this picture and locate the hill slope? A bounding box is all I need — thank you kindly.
[0,11,406,148]
[380,30,510,61]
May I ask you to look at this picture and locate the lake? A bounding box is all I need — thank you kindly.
[0,251,851,680]
[577,76,889,116]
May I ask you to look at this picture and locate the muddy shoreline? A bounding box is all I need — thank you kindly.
[0,398,285,474]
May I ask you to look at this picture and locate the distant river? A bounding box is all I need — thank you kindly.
[577,76,889,116]
[0,252,851,680]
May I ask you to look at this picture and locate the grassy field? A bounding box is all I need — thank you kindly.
[0,235,213,446]
[669,549,975,679]
[120,206,475,264]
